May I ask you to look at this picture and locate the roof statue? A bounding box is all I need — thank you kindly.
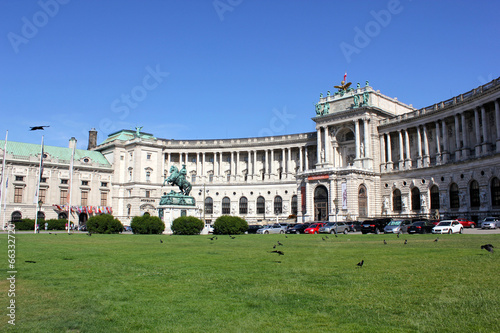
[334,80,352,91]
[135,126,143,137]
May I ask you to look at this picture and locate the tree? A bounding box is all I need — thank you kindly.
[213,215,248,235]
[171,216,204,235]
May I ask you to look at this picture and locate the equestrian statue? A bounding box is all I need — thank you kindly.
[163,165,192,196]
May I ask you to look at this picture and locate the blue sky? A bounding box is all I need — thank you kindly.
[1,0,499,149]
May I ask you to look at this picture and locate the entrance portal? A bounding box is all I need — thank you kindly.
[314,185,328,221]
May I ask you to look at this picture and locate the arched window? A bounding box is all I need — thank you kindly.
[257,196,265,214]
[222,197,231,215]
[37,211,45,221]
[470,180,480,208]
[58,212,68,220]
[358,184,367,217]
[291,195,298,215]
[430,185,440,210]
[274,196,283,215]
[11,211,22,222]
[449,183,459,209]
[393,189,402,212]
[239,197,248,215]
[205,197,213,214]
[411,187,421,211]
[491,177,500,206]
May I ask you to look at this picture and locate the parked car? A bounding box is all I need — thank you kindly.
[285,223,311,234]
[361,218,391,234]
[122,225,131,232]
[247,225,263,234]
[304,222,326,234]
[432,220,463,234]
[206,225,214,234]
[407,221,434,234]
[481,217,500,229]
[256,224,287,234]
[79,224,88,232]
[383,219,411,234]
[319,222,349,234]
[347,221,363,232]
[456,218,476,228]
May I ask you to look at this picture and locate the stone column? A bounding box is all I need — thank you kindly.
[287,147,291,179]
[474,108,481,157]
[442,120,449,163]
[264,150,268,179]
[404,129,411,169]
[202,152,206,181]
[299,146,304,172]
[236,151,240,181]
[363,118,370,158]
[435,122,441,165]
[324,126,330,164]
[398,130,404,170]
[316,127,322,165]
[253,150,257,180]
[462,112,469,159]
[423,124,430,167]
[305,146,309,170]
[454,115,461,160]
[386,133,393,170]
[417,126,423,168]
[481,105,488,155]
[355,120,360,160]
[270,149,275,180]
[496,100,500,152]
[379,134,386,171]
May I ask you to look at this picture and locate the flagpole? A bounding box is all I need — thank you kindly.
[0,131,8,230]
[34,135,44,234]
[67,139,76,234]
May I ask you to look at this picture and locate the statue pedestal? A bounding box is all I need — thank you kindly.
[157,191,198,234]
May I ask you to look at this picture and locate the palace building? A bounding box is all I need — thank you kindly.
[1,77,499,228]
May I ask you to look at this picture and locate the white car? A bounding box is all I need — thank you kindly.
[432,220,463,234]
[256,224,286,234]
[481,217,499,229]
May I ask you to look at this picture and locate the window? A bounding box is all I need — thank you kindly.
[227,173,231,182]
[81,191,88,206]
[128,189,132,197]
[470,180,480,208]
[450,183,459,209]
[191,174,196,184]
[101,192,108,206]
[11,211,22,222]
[209,174,214,183]
[60,189,68,205]
[430,185,440,210]
[147,153,151,160]
[274,196,283,214]
[58,212,67,220]
[129,170,133,181]
[393,189,402,212]
[14,187,23,203]
[146,171,151,182]
[257,196,265,214]
[411,187,421,211]
[239,197,248,214]
[101,182,108,187]
[145,190,150,198]
[82,180,89,186]
[205,197,213,214]
[15,176,24,182]
[39,189,46,204]
[40,177,47,183]
[291,195,298,215]
[127,204,131,216]
[491,177,500,206]
[61,179,68,184]
[222,197,230,215]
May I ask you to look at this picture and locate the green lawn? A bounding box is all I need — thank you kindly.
[1,232,499,332]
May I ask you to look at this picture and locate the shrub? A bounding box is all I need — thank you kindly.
[87,214,123,234]
[14,218,35,231]
[171,216,203,235]
[131,215,165,234]
[213,215,248,235]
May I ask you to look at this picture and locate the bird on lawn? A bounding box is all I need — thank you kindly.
[397,233,400,238]
[29,125,50,131]
[383,240,387,245]
[277,241,283,246]
[209,236,217,241]
[160,239,163,243]
[481,244,494,253]
[325,235,329,239]
[334,233,338,238]
[273,244,276,249]
[434,237,439,242]
[322,237,326,241]
[356,260,364,267]
[25,260,37,263]
[87,232,92,236]
[404,239,408,245]
[270,250,284,255]
[230,235,236,239]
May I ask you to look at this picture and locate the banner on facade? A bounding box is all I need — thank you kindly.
[301,186,306,214]
[307,174,329,181]
[342,182,347,209]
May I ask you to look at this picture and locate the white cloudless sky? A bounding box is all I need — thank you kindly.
[1,0,498,148]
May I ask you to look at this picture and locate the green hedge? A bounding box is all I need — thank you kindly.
[213,215,248,235]
[171,216,203,235]
[130,215,165,234]
[13,218,70,231]
[87,214,123,234]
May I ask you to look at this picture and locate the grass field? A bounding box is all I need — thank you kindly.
[1,232,499,332]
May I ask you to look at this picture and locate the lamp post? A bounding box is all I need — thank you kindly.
[35,199,42,233]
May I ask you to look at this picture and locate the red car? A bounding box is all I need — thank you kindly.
[456,218,476,228]
[304,222,325,234]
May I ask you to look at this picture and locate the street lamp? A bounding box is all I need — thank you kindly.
[36,199,42,233]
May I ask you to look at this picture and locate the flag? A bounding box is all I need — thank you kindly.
[39,140,45,183]
[344,72,347,82]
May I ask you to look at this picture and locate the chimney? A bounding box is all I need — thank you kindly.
[88,128,97,150]
[69,137,77,150]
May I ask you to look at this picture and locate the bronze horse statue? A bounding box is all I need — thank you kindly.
[163,165,192,196]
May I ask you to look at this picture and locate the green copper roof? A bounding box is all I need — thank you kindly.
[0,140,111,166]
[101,129,156,144]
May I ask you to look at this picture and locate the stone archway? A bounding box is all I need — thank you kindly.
[314,185,328,221]
[358,184,368,217]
